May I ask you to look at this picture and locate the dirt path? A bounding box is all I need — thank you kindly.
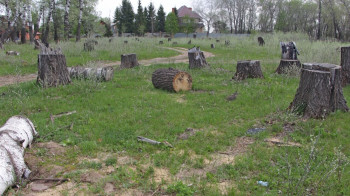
[0,47,214,88]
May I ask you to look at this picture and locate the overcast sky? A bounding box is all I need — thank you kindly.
[96,0,193,19]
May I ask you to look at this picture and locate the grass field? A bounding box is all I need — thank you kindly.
[0,33,349,195]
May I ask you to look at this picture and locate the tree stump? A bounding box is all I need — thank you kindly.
[276,59,301,74]
[289,63,349,118]
[120,53,139,69]
[124,40,128,44]
[159,41,164,45]
[168,38,172,42]
[84,42,94,51]
[280,42,299,60]
[188,40,191,44]
[258,37,265,46]
[37,46,71,87]
[172,42,177,45]
[233,60,264,80]
[188,47,209,69]
[152,68,192,92]
[68,66,114,81]
[216,39,220,43]
[341,46,350,86]
[225,40,230,46]
[211,44,215,48]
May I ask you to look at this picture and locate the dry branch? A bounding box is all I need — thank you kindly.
[50,111,76,123]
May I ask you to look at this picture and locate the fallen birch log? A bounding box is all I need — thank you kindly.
[67,66,114,81]
[0,116,38,195]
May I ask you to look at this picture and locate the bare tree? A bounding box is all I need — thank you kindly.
[193,0,218,37]
[317,0,322,39]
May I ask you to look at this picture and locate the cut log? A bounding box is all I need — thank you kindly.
[152,68,192,92]
[275,59,301,74]
[289,63,349,118]
[37,45,71,87]
[120,53,139,69]
[341,46,350,86]
[0,116,38,195]
[233,60,264,80]
[188,47,209,69]
[68,66,114,81]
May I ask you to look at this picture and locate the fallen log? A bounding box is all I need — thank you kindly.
[233,60,264,80]
[120,53,139,69]
[6,51,20,56]
[188,47,209,69]
[68,66,114,81]
[289,63,349,118]
[0,116,38,195]
[152,68,192,92]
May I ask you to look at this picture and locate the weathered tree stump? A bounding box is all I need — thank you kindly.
[225,40,230,46]
[68,66,114,81]
[193,34,197,39]
[37,46,71,87]
[188,47,209,69]
[124,40,128,44]
[159,41,164,45]
[276,59,301,74]
[84,42,94,51]
[168,38,172,42]
[211,44,215,48]
[233,60,264,80]
[216,39,220,43]
[152,68,192,92]
[258,37,265,46]
[188,40,191,44]
[109,38,113,43]
[289,63,349,118]
[120,53,139,69]
[341,46,350,86]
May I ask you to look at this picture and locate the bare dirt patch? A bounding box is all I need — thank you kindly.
[154,168,172,183]
[0,74,37,87]
[36,141,66,156]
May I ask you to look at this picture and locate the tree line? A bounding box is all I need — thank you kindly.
[194,0,350,41]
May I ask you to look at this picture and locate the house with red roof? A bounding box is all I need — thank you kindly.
[173,6,204,33]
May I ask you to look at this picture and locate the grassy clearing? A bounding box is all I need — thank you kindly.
[0,37,178,76]
[1,33,350,195]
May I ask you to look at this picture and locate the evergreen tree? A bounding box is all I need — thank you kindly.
[135,0,144,35]
[156,5,165,32]
[165,12,179,37]
[120,0,134,33]
[144,7,151,32]
[113,7,122,36]
[147,3,155,33]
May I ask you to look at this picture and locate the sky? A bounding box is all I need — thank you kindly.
[96,0,193,19]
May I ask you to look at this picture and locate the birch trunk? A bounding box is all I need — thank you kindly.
[42,0,55,45]
[21,5,27,44]
[0,116,38,195]
[64,0,71,40]
[76,0,83,42]
[34,6,43,40]
[27,4,34,43]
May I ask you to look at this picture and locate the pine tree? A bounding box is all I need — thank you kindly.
[114,7,122,36]
[144,7,151,32]
[156,5,165,32]
[120,0,134,33]
[135,0,144,35]
[147,3,155,33]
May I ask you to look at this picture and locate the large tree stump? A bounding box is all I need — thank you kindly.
[120,53,139,69]
[68,66,114,81]
[289,63,349,118]
[152,68,192,92]
[37,46,71,87]
[341,46,350,86]
[276,59,301,74]
[233,60,264,80]
[188,47,209,69]
[0,116,38,195]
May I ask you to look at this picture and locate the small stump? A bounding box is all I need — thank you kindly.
[109,38,113,43]
[341,46,350,86]
[289,63,349,118]
[120,53,139,69]
[159,41,164,45]
[233,60,264,80]
[225,40,230,46]
[68,66,114,81]
[168,38,172,42]
[124,40,128,44]
[276,59,301,74]
[84,42,95,51]
[37,46,71,87]
[211,44,215,48]
[188,47,209,69]
[172,42,177,45]
[258,37,265,46]
[188,40,191,44]
[152,68,192,92]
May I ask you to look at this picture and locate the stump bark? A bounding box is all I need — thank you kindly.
[120,53,139,69]
[37,46,71,87]
[152,68,192,92]
[68,66,114,81]
[233,60,264,80]
[289,63,349,118]
[276,59,301,74]
[280,42,299,60]
[188,47,209,69]
[341,46,350,86]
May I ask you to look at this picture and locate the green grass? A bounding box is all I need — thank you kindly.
[1,33,350,195]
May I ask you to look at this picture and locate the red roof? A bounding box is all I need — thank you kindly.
[177,6,201,19]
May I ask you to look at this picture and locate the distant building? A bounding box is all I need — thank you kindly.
[173,6,204,33]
